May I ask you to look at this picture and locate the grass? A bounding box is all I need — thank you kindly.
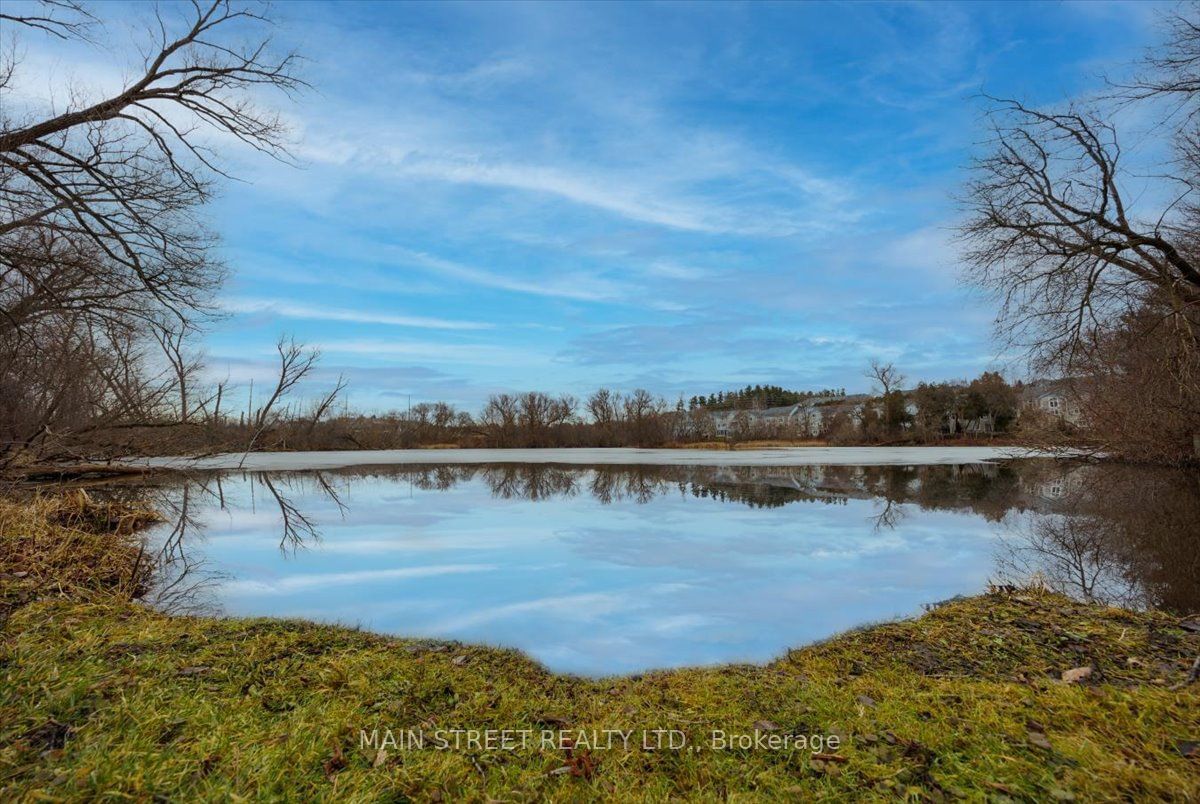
[2,494,1198,801]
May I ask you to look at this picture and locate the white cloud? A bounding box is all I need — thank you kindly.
[311,338,545,366]
[224,298,493,330]
[430,592,632,632]
[388,247,630,302]
[222,564,495,595]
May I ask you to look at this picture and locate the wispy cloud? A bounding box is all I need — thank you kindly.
[225,298,493,330]
[431,592,631,632]
[311,338,545,366]
[223,564,495,595]
[388,247,630,302]
[390,154,778,235]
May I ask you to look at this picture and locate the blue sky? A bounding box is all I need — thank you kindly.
[11,1,1171,410]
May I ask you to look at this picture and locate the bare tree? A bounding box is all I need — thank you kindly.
[1,1,305,467]
[0,1,95,42]
[239,336,319,465]
[623,388,666,447]
[959,100,1199,360]
[960,6,1200,463]
[3,0,304,326]
[479,393,520,447]
[1113,4,1200,119]
[866,360,904,397]
[305,374,348,438]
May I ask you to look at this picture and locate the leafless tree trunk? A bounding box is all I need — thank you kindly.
[239,337,320,466]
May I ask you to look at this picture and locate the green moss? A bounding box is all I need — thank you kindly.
[2,497,1198,801]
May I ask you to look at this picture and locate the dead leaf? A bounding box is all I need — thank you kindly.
[812,752,849,763]
[1061,666,1092,684]
[451,655,468,666]
[373,748,388,768]
[856,694,877,708]
[198,753,220,777]
[753,720,780,731]
[1177,741,1200,759]
[567,749,599,779]
[322,745,346,780]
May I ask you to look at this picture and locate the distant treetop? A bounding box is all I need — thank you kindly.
[688,385,846,410]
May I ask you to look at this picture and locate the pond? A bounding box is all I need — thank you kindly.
[124,457,1199,676]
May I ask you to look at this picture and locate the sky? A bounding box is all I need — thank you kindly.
[6,0,1173,411]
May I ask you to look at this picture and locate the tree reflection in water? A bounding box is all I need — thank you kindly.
[995,464,1200,614]
[108,461,1198,617]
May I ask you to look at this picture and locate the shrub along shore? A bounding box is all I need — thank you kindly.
[2,494,1197,801]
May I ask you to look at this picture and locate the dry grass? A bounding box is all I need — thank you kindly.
[0,492,160,609]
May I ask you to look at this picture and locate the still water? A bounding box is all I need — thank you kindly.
[132,460,1198,676]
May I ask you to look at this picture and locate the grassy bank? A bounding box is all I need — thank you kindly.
[2,495,1197,801]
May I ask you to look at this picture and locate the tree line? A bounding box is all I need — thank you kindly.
[688,385,846,411]
[187,368,1028,453]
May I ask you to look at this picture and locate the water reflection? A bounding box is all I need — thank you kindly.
[116,461,1198,675]
[994,464,1200,613]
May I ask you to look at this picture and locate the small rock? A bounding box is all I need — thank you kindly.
[856,694,877,708]
[753,720,780,731]
[1176,741,1199,759]
[451,655,468,666]
[1061,666,1092,684]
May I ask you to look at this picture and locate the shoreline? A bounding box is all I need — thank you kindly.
[129,445,1059,472]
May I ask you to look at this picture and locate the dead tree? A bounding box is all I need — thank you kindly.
[238,336,320,464]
